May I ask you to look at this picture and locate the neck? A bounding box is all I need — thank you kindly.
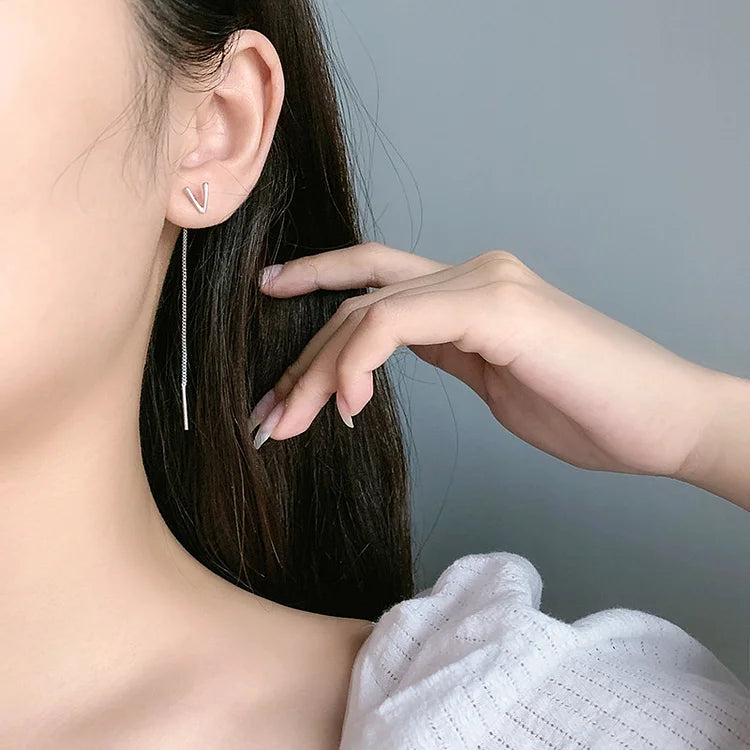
[0,353,245,719]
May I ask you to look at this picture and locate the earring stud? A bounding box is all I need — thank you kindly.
[181,181,210,431]
[184,181,209,214]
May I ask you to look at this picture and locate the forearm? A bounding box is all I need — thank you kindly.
[672,369,750,510]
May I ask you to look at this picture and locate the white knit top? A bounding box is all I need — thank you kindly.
[339,552,750,749]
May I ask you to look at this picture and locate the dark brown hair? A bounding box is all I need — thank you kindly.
[130,0,415,620]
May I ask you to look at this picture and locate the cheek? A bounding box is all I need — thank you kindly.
[0,0,169,440]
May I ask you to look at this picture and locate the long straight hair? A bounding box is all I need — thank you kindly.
[130,0,414,619]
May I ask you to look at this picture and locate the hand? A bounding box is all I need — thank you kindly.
[249,242,716,482]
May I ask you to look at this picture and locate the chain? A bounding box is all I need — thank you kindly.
[181,227,189,430]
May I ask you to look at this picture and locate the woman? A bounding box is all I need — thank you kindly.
[2,0,747,748]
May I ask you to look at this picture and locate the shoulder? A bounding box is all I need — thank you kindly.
[341,551,750,749]
[344,551,544,703]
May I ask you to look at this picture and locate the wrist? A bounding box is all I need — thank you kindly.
[672,369,750,510]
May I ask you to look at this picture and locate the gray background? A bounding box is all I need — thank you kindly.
[323,1,750,682]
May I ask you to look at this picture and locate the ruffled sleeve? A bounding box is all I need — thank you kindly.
[339,551,750,749]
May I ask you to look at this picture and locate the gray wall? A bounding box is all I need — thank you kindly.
[326,1,750,682]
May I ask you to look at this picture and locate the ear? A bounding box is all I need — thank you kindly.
[166,29,285,229]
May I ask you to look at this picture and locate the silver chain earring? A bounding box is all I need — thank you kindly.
[181,181,209,431]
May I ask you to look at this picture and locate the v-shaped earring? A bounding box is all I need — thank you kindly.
[184,181,209,214]
[181,181,210,431]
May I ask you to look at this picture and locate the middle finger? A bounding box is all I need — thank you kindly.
[249,253,505,428]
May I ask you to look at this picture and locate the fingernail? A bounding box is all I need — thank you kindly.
[253,400,286,450]
[249,388,277,431]
[336,392,354,429]
[260,264,284,290]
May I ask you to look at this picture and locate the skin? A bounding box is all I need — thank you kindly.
[4,0,746,744]
[1,1,373,747]
[253,244,750,511]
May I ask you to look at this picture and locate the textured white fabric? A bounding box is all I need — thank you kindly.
[339,552,750,749]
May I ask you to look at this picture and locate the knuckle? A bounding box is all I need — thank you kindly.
[487,279,530,311]
[335,350,355,380]
[292,367,331,401]
[360,241,389,287]
[483,248,519,264]
[348,302,374,325]
[297,255,320,286]
[363,296,393,324]
[479,250,533,284]
[330,302,370,336]
[276,367,298,395]
[337,295,364,317]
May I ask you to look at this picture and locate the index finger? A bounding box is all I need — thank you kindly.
[258,241,450,297]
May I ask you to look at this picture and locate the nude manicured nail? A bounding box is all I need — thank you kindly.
[249,388,277,431]
[336,393,354,429]
[260,264,284,290]
[253,400,286,450]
